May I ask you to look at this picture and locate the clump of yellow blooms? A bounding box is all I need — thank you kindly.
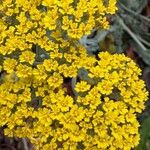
[0,0,149,150]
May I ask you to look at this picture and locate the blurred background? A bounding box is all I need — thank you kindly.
[0,0,150,149]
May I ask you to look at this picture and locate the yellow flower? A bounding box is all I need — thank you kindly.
[42,0,56,6]
[68,23,83,39]
[3,58,18,73]
[43,59,58,72]
[125,110,137,123]
[19,50,35,65]
[62,16,72,30]
[58,64,78,77]
[47,72,63,88]
[33,64,47,81]
[16,64,32,78]
[57,95,73,112]
[42,8,58,30]
[18,88,31,102]
[106,0,118,14]
[75,81,91,92]
[97,80,113,95]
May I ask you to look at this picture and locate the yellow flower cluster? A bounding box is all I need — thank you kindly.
[0,51,148,150]
[76,52,148,149]
[0,0,148,150]
[42,0,117,39]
